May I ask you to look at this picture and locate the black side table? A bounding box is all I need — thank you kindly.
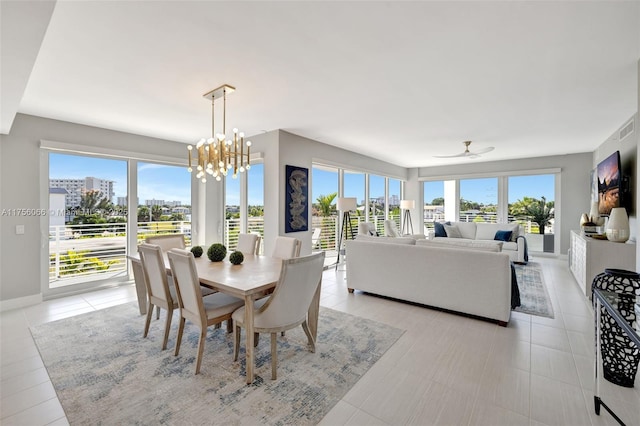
[591,268,640,387]
[593,288,640,426]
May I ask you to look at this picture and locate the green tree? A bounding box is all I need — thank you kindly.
[151,205,163,221]
[315,192,337,217]
[511,196,554,234]
[430,197,444,206]
[137,206,150,222]
[525,196,554,234]
[71,190,112,225]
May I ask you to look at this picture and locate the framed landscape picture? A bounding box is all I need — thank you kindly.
[285,165,309,233]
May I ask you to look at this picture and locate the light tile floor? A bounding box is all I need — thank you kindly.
[1,257,639,425]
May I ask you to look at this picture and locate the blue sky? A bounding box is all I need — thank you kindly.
[50,153,554,207]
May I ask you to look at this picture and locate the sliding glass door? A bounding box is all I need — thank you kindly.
[48,153,128,292]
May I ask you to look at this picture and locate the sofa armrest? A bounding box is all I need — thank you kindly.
[515,235,528,263]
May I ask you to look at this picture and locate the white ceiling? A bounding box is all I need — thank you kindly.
[3,1,640,168]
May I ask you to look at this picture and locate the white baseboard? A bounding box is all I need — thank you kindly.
[0,293,43,312]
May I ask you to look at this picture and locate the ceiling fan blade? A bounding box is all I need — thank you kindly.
[433,152,469,158]
[433,142,494,159]
[470,146,495,155]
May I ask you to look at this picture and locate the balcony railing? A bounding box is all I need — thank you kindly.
[49,221,191,287]
[48,215,404,286]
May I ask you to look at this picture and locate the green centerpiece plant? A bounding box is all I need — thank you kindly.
[207,243,227,262]
[190,246,203,258]
[229,251,244,265]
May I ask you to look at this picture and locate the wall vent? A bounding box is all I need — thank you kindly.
[619,119,634,141]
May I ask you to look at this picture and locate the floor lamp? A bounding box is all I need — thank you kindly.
[336,197,357,268]
[401,199,415,235]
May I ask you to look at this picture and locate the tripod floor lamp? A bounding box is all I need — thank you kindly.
[336,197,357,268]
[401,199,415,235]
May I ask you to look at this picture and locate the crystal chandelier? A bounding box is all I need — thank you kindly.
[187,84,251,183]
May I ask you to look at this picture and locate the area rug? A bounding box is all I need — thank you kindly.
[30,303,404,425]
[513,262,555,318]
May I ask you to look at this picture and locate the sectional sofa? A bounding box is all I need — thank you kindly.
[431,221,528,264]
[345,237,514,324]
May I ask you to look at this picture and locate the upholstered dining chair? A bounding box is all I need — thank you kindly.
[232,251,325,380]
[138,243,179,350]
[236,233,261,255]
[145,234,215,302]
[384,219,401,237]
[167,249,245,375]
[145,234,186,251]
[271,236,301,259]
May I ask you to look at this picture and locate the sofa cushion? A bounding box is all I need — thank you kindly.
[434,221,449,237]
[502,241,518,251]
[475,222,520,242]
[454,222,478,239]
[443,224,463,238]
[494,230,512,242]
[418,238,503,252]
[355,235,416,245]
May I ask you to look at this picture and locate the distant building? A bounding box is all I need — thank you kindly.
[117,196,139,206]
[49,177,114,208]
[145,199,165,207]
[165,201,182,208]
[49,188,68,227]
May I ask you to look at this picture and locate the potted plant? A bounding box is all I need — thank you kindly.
[524,196,554,252]
[525,196,554,234]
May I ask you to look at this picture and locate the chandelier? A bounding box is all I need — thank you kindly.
[187,84,251,183]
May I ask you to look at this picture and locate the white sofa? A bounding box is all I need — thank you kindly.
[346,238,513,324]
[432,221,528,264]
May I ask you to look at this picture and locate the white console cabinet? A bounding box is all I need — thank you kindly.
[569,230,636,299]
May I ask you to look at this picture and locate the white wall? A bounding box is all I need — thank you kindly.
[417,153,594,255]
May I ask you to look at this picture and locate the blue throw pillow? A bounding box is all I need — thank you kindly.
[495,230,512,242]
[434,221,449,237]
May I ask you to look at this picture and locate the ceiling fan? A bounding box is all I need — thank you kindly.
[433,141,495,159]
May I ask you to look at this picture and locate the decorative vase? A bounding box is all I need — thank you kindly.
[580,213,590,227]
[589,201,604,226]
[605,207,630,243]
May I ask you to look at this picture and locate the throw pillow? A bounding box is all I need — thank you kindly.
[434,221,450,237]
[494,230,512,242]
[443,224,462,238]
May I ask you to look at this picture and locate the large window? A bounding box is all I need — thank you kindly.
[459,178,498,223]
[423,173,556,252]
[48,153,128,291]
[247,163,264,253]
[424,181,445,228]
[137,162,191,243]
[509,174,555,252]
[312,165,339,262]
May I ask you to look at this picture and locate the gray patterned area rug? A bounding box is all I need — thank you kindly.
[30,303,403,425]
[514,262,555,318]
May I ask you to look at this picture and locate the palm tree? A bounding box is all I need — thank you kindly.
[524,196,554,234]
[315,192,337,217]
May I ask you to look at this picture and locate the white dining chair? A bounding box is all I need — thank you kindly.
[271,236,301,259]
[145,234,186,251]
[236,233,261,255]
[167,249,245,374]
[138,243,179,350]
[232,251,325,379]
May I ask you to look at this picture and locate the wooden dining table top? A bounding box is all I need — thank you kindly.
[189,254,283,296]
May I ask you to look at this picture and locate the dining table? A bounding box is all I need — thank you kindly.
[128,252,321,384]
